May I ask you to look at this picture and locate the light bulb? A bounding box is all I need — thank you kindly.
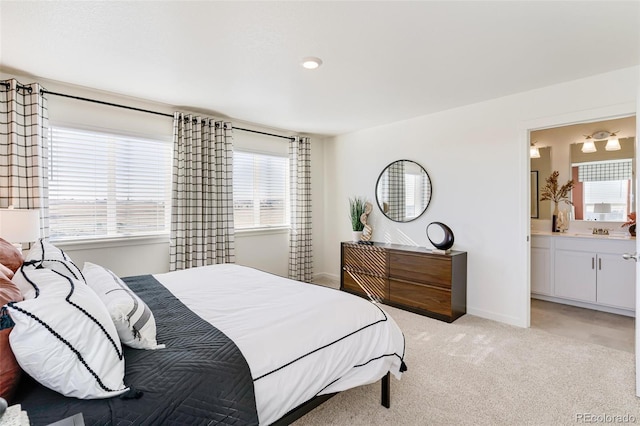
[301,57,323,69]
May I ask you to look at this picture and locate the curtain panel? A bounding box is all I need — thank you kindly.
[387,161,405,221]
[380,161,405,222]
[288,137,313,282]
[0,79,49,238]
[170,113,235,271]
[578,160,633,182]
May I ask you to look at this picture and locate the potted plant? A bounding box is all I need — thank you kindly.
[349,197,366,241]
[539,171,574,232]
[622,212,636,236]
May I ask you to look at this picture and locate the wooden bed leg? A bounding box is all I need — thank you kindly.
[381,372,390,408]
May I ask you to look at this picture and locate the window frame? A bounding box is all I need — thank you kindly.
[232,148,291,233]
[47,123,173,243]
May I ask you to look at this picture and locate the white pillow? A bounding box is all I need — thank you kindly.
[12,239,84,299]
[83,262,162,350]
[6,267,128,399]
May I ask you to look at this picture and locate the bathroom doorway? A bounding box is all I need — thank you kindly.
[529,115,637,353]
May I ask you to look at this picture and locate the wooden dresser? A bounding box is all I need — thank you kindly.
[340,241,467,323]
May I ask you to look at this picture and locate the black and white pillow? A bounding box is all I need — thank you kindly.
[83,262,162,350]
[6,267,128,399]
[12,239,84,299]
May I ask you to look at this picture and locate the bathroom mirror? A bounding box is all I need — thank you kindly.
[531,147,552,220]
[569,138,635,221]
[375,159,431,222]
[530,115,636,223]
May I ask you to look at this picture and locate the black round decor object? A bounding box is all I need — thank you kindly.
[426,222,454,250]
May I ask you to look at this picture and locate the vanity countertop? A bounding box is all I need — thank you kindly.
[531,230,635,240]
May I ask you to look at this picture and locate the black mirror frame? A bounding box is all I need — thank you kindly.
[375,159,432,223]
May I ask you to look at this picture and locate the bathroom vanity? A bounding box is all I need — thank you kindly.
[531,232,636,316]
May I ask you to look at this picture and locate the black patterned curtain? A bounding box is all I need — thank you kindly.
[387,161,405,221]
[170,112,235,271]
[420,169,431,213]
[0,79,49,238]
[578,160,633,182]
[288,136,312,282]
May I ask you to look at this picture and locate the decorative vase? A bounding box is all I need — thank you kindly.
[556,210,568,233]
[629,224,636,237]
[352,231,363,242]
[552,203,559,232]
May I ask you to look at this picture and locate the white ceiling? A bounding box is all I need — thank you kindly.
[1,1,638,137]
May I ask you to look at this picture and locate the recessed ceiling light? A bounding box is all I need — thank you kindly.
[301,57,323,70]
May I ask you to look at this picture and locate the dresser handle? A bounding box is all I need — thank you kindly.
[592,257,595,269]
[598,258,601,270]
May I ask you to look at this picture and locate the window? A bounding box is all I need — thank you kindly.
[573,159,633,221]
[233,151,289,230]
[48,126,172,241]
[583,180,629,221]
[403,172,429,219]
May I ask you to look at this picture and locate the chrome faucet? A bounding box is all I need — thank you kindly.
[592,228,610,235]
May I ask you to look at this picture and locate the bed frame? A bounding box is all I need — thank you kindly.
[272,372,390,425]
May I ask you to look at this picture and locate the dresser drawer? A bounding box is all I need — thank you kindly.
[341,242,466,322]
[389,279,452,317]
[389,251,451,288]
[342,270,387,301]
[343,244,388,275]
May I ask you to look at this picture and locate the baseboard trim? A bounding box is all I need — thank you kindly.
[532,294,635,318]
[466,306,526,328]
[313,272,339,284]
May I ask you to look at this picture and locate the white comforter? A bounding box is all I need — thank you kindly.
[153,264,406,425]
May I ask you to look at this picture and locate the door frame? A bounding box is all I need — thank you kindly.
[520,101,636,321]
[521,102,637,395]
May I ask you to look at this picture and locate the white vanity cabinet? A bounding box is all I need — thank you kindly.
[531,236,551,296]
[531,234,636,316]
[595,252,635,310]
[554,248,597,302]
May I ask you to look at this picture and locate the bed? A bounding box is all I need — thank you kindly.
[5,246,406,425]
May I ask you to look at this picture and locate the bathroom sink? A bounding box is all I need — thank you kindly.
[566,232,631,239]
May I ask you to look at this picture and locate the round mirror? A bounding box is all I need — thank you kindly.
[375,159,432,222]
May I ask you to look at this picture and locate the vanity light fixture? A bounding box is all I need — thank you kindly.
[301,57,323,70]
[582,130,622,153]
[530,141,540,158]
[581,135,597,153]
[605,131,621,151]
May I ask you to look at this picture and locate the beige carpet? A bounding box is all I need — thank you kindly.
[293,304,640,425]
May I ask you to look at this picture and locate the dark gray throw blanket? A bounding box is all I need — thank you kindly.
[14,274,259,425]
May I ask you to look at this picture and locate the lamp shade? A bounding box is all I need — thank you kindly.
[605,138,621,151]
[530,146,540,158]
[593,203,612,214]
[582,140,597,153]
[0,209,41,243]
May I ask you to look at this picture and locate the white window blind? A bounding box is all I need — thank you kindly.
[48,126,172,241]
[233,151,289,230]
[583,180,629,221]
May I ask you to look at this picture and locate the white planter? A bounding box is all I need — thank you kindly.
[352,231,363,242]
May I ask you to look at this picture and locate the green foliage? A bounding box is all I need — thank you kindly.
[349,197,366,231]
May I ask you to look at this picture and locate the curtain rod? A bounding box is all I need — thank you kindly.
[39,89,295,141]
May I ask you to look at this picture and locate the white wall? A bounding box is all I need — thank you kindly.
[321,66,639,327]
[4,66,637,322]
[1,70,323,279]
